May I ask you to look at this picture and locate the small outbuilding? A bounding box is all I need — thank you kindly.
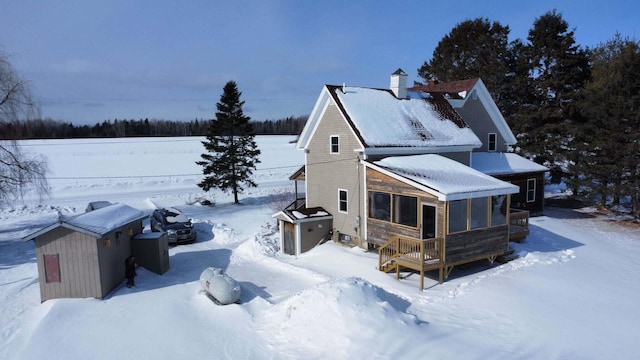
[131,232,170,275]
[22,203,146,302]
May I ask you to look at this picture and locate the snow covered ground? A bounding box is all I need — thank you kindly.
[1,136,639,359]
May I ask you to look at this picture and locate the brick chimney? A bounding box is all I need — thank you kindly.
[390,68,408,99]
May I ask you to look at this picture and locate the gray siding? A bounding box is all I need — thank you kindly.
[306,103,365,245]
[36,228,101,301]
[457,97,508,153]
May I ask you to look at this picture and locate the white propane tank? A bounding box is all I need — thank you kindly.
[199,267,241,305]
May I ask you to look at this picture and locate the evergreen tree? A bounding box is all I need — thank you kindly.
[517,10,590,186]
[580,34,640,215]
[196,81,261,204]
[418,18,511,108]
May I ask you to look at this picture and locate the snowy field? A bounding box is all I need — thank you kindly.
[1,136,639,359]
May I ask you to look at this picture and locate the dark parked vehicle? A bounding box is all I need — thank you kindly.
[150,208,197,244]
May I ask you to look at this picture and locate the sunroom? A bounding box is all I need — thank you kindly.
[363,154,520,289]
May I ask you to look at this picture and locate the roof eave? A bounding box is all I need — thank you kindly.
[363,144,480,157]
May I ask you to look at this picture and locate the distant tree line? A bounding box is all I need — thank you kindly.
[419,10,640,218]
[0,115,308,140]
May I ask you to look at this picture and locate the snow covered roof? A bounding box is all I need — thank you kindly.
[366,154,519,201]
[273,206,332,223]
[331,86,481,148]
[297,85,482,152]
[471,152,549,176]
[23,203,146,240]
[410,78,517,146]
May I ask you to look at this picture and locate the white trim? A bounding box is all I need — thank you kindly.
[330,135,340,154]
[527,178,536,203]
[338,188,348,213]
[488,133,497,152]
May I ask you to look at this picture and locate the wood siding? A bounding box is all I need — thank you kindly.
[445,225,509,265]
[366,167,444,246]
[499,172,545,215]
[306,103,364,245]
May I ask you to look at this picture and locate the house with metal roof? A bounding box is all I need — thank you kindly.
[22,203,146,302]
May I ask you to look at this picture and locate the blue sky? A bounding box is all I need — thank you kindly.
[1,0,637,125]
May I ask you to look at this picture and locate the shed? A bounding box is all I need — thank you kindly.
[22,203,146,302]
[132,232,170,275]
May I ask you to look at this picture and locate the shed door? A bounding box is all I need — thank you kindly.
[422,204,436,239]
[283,222,295,255]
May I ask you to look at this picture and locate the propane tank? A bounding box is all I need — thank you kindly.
[199,267,241,305]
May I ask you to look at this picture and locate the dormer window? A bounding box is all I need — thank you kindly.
[330,135,339,154]
[488,133,497,152]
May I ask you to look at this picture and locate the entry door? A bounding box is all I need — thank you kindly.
[422,204,436,239]
[283,222,296,255]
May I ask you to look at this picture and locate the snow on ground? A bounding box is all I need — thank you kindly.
[1,136,639,359]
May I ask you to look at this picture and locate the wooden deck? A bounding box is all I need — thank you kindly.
[378,236,444,290]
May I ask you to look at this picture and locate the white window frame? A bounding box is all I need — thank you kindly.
[330,135,339,154]
[338,189,348,213]
[526,178,536,203]
[488,133,497,152]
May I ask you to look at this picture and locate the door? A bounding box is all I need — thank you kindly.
[422,204,436,239]
[283,222,296,255]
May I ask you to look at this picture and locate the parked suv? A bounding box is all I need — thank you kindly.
[150,208,197,244]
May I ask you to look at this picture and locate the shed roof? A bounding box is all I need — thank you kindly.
[365,154,519,201]
[23,203,146,241]
[471,152,549,176]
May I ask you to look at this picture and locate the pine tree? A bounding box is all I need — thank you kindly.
[418,18,511,108]
[581,34,640,215]
[517,10,591,185]
[196,81,261,204]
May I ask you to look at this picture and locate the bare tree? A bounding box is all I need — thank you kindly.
[1,50,49,205]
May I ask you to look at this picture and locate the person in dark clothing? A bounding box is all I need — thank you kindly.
[125,255,137,288]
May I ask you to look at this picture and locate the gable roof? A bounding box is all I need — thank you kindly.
[365,154,518,201]
[471,152,549,176]
[297,85,481,153]
[22,203,146,241]
[410,78,517,145]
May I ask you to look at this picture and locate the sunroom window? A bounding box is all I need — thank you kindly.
[448,199,467,233]
[368,191,390,221]
[470,197,488,229]
[392,194,417,227]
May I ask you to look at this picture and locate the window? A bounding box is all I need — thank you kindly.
[44,254,61,283]
[368,191,390,221]
[470,197,488,229]
[491,195,507,226]
[393,194,417,227]
[527,178,536,203]
[488,133,497,152]
[338,189,348,213]
[448,199,468,233]
[330,135,339,154]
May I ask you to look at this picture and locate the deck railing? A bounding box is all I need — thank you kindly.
[378,235,444,289]
[509,209,530,242]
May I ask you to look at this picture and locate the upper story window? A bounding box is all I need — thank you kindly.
[338,189,348,213]
[488,133,497,152]
[330,135,339,154]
